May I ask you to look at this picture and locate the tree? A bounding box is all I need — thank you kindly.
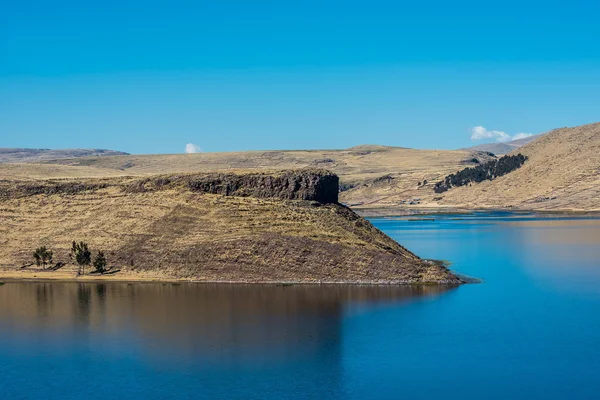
[70,241,91,275]
[33,247,53,269]
[434,153,528,193]
[93,251,107,274]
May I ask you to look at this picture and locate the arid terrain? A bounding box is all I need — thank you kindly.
[5,145,495,209]
[0,170,461,284]
[1,122,598,214]
[0,122,597,283]
[433,122,600,212]
[0,148,128,163]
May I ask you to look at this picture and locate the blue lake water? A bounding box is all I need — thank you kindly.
[1,212,600,399]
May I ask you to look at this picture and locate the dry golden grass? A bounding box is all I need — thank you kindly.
[38,146,490,207]
[0,171,461,284]
[433,122,600,211]
[0,163,128,181]
[5,122,596,214]
[42,146,483,182]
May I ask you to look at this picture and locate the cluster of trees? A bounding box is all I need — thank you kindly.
[70,241,107,275]
[434,154,528,193]
[33,247,53,269]
[32,241,108,275]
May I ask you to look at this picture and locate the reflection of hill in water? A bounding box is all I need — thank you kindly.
[0,283,455,365]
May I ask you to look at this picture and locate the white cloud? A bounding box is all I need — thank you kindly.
[470,126,532,143]
[185,143,202,153]
[470,126,511,142]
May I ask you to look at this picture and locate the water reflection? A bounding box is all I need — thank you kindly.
[0,282,455,366]
[503,217,600,294]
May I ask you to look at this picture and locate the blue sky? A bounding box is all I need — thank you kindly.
[1,0,599,154]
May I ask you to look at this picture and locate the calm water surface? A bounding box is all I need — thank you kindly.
[1,212,600,399]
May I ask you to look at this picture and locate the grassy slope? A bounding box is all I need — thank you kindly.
[38,147,490,208]
[0,148,128,163]
[0,173,461,284]
[0,163,129,181]
[437,122,600,211]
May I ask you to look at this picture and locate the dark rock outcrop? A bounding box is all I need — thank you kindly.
[185,170,339,203]
[1,169,340,204]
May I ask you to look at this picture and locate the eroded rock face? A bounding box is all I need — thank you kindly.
[186,170,339,203]
[1,169,340,204]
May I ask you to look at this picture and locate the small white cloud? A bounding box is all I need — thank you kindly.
[470,126,511,142]
[470,126,532,143]
[512,132,533,140]
[185,143,202,154]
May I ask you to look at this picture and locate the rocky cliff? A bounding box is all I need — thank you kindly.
[129,169,339,203]
[1,169,339,204]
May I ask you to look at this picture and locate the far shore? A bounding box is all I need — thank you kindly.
[354,206,600,218]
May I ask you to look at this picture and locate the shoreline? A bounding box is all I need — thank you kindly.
[0,268,465,286]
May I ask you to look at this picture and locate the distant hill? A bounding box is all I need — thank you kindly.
[440,122,600,211]
[2,122,597,212]
[33,145,493,206]
[0,143,493,210]
[346,144,407,151]
[0,148,128,163]
[463,134,542,155]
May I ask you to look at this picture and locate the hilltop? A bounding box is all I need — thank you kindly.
[0,148,128,163]
[0,169,461,284]
[463,134,542,155]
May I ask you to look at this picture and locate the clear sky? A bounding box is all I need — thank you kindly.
[1,0,599,154]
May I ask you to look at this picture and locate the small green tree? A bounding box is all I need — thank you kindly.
[33,247,53,269]
[44,249,53,269]
[70,241,91,275]
[93,251,107,274]
[33,249,42,268]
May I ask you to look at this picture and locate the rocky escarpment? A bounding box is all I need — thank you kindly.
[1,169,339,204]
[0,169,462,284]
[129,169,339,203]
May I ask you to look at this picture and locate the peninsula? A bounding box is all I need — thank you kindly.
[0,169,462,284]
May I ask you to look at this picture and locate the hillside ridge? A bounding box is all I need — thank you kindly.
[0,148,128,163]
[435,122,600,211]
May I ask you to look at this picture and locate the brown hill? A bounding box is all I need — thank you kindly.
[463,134,542,155]
[4,121,596,213]
[0,148,128,163]
[36,147,493,208]
[0,170,461,284]
[435,122,600,211]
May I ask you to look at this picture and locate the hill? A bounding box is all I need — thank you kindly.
[463,134,542,155]
[36,146,494,208]
[0,163,129,181]
[4,121,597,213]
[0,169,462,284]
[435,122,600,211]
[0,148,128,163]
[341,122,599,213]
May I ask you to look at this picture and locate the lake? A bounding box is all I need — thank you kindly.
[1,212,600,399]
